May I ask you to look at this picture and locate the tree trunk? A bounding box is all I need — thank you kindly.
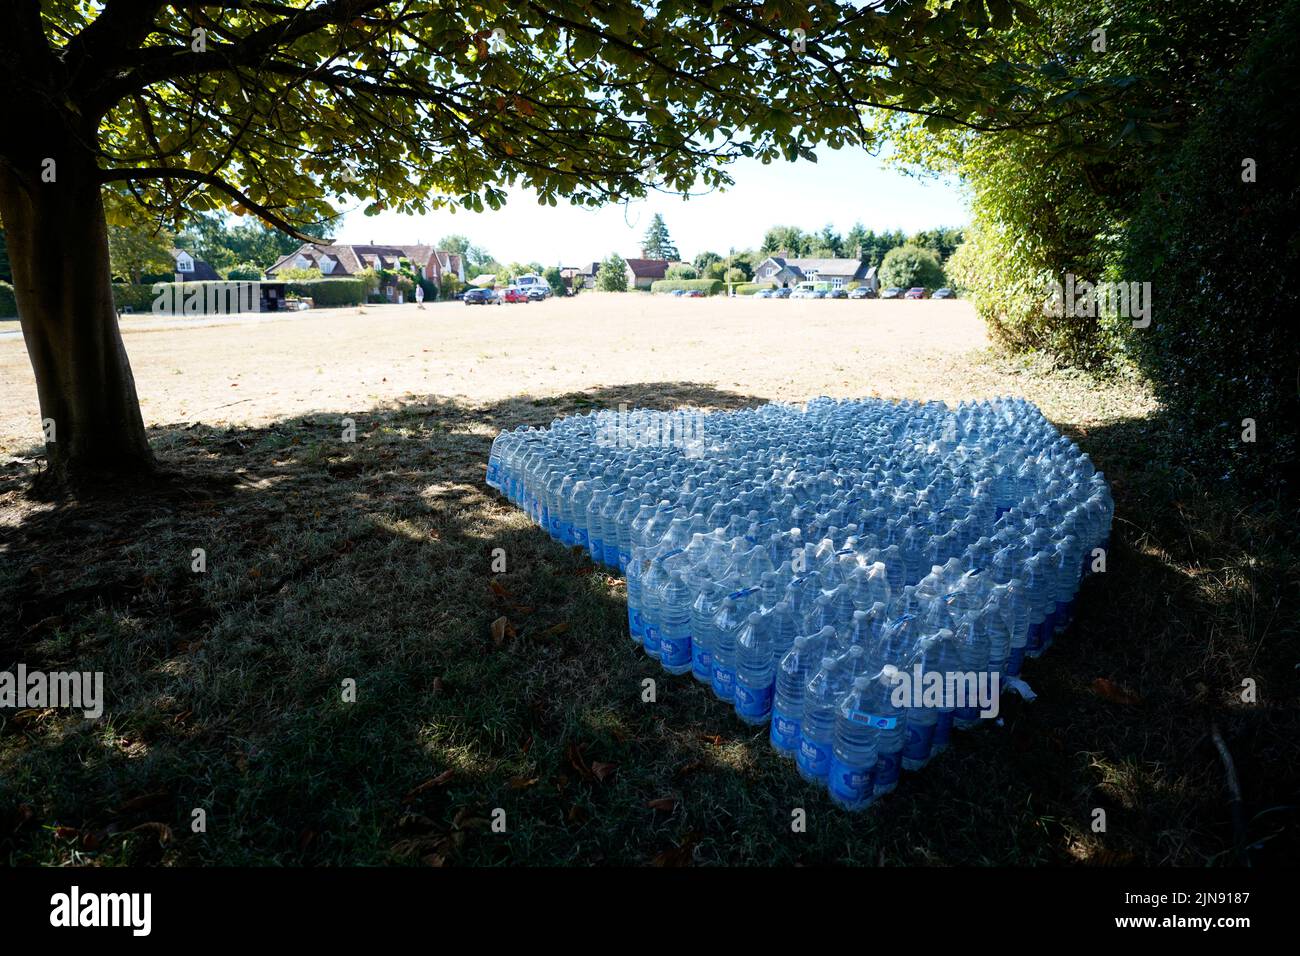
[0,137,155,488]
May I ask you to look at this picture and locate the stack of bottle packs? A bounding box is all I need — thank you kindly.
[487,397,1111,810]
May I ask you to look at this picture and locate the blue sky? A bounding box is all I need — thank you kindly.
[334,145,969,266]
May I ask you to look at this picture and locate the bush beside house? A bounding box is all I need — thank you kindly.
[0,281,17,318]
[650,279,724,295]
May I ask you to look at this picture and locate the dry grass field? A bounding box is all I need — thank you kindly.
[0,295,1293,867]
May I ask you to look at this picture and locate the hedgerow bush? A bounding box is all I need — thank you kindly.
[734,282,777,295]
[0,281,17,317]
[1118,1,1300,488]
[649,279,723,295]
[283,278,366,306]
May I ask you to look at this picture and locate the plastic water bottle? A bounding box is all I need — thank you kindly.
[797,655,847,785]
[658,571,693,676]
[690,581,722,685]
[710,596,744,702]
[770,626,834,758]
[734,612,777,724]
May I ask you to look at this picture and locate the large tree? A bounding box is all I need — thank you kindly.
[2,0,1084,487]
[641,213,679,260]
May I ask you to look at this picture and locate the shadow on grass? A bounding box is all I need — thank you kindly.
[0,386,1295,866]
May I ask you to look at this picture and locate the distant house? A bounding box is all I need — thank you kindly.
[624,258,670,290]
[169,248,221,281]
[753,255,874,291]
[469,273,498,288]
[266,242,466,301]
[573,262,600,289]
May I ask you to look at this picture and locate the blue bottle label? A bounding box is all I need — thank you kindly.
[630,610,644,639]
[711,664,735,699]
[797,738,831,779]
[660,634,691,668]
[734,682,773,720]
[770,711,800,751]
[873,751,901,789]
[828,755,874,804]
[692,645,712,679]
[643,625,661,652]
[851,711,898,730]
[574,526,588,547]
[903,722,935,762]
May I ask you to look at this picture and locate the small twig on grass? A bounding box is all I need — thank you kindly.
[1209,720,1250,866]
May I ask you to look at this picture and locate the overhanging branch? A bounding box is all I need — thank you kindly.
[99,165,317,239]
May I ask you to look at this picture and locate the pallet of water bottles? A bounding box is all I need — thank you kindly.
[487,396,1112,810]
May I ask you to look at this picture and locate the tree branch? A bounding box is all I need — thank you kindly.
[99,166,316,240]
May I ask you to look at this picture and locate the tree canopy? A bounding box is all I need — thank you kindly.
[641,214,679,260]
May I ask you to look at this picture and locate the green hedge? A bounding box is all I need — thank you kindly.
[650,278,724,296]
[0,281,17,318]
[1118,0,1300,487]
[735,282,777,295]
[284,278,366,306]
[111,281,262,314]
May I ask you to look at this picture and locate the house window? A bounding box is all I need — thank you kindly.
[319,257,334,274]
[832,277,845,289]
[295,255,312,270]
[176,255,193,273]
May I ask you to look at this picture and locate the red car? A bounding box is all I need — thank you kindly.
[502,286,531,303]
[904,287,928,299]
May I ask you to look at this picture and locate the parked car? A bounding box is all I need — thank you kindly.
[774,287,792,298]
[879,287,903,299]
[684,289,706,298]
[754,289,774,299]
[848,287,877,299]
[827,288,848,299]
[502,286,531,303]
[462,288,500,305]
[932,287,956,299]
[668,289,686,296]
[526,286,550,301]
[904,287,928,299]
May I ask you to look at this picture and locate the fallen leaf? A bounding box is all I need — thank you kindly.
[403,769,456,803]
[651,832,700,867]
[646,797,678,813]
[699,733,723,746]
[489,579,510,600]
[129,822,174,846]
[1091,677,1142,707]
[508,776,539,790]
[112,791,170,816]
[591,761,617,783]
[534,622,570,640]
[489,615,516,647]
[673,759,705,779]
[565,742,593,781]
[452,808,490,830]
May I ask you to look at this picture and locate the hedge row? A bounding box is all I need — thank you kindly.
[1117,0,1300,487]
[0,281,16,318]
[649,279,724,295]
[735,282,777,295]
[283,279,367,306]
[105,278,369,315]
